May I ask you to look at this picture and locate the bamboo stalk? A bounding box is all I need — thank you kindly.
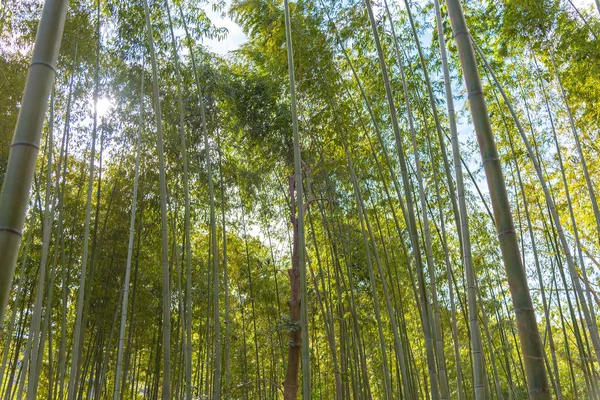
[445,1,550,396]
[142,0,171,396]
[0,0,69,322]
[283,1,310,398]
[113,66,144,400]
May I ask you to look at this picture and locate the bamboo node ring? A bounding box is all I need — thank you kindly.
[468,89,484,98]
[11,141,40,150]
[30,60,57,74]
[514,306,535,313]
[0,227,22,237]
[523,354,544,360]
[482,156,499,163]
[497,229,515,237]
[453,29,470,38]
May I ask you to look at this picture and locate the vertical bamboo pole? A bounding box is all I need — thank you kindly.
[283,0,310,398]
[0,0,69,321]
[142,0,171,396]
[445,1,550,397]
[113,67,144,400]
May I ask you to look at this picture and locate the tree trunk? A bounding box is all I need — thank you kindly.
[284,176,302,400]
[283,1,311,397]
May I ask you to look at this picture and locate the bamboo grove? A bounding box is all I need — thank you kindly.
[0,0,599,397]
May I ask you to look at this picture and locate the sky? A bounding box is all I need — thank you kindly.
[201,0,247,55]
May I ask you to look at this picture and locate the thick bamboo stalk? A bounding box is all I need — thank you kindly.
[445,1,550,397]
[0,0,69,322]
[26,88,54,399]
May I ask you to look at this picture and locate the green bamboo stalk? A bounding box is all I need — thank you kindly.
[164,4,194,398]
[431,2,468,396]
[342,134,393,399]
[445,2,550,397]
[363,2,440,398]
[400,0,464,265]
[68,5,101,398]
[283,0,310,398]
[0,0,69,327]
[113,66,144,400]
[26,86,55,400]
[218,134,231,399]
[177,9,202,400]
[56,42,77,400]
[142,0,171,396]
[202,51,220,400]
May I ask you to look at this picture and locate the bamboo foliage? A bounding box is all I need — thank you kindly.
[1,0,600,399]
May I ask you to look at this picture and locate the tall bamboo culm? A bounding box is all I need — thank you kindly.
[0,0,69,323]
[364,1,440,398]
[142,0,171,397]
[113,67,144,400]
[68,5,100,399]
[444,1,550,398]
[432,1,468,397]
[164,3,194,397]
[283,1,311,398]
